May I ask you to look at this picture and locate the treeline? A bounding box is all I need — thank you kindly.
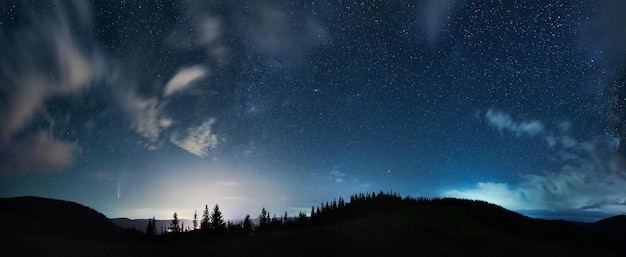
[147,191,495,238]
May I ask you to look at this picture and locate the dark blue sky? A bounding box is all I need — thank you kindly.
[1,0,625,222]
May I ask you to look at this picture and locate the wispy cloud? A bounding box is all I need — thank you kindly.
[163,65,209,97]
[245,1,327,61]
[444,109,626,218]
[444,147,626,214]
[119,91,172,150]
[329,170,346,183]
[0,132,79,177]
[417,0,458,46]
[0,84,48,143]
[170,119,219,157]
[0,2,102,175]
[485,109,545,137]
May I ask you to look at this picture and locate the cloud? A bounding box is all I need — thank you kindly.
[163,65,209,97]
[443,147,626,215]
[443,182,529,211]
[444,110,626,218]
[246,1,327,60]
[0,132,80,177]
[0,84,48,143]
[417,0,457,46]
[0,2,101,174]
[329,170,346,183]
[0,2,103,142]
[170,119,219,157]
[119,91,172,150]
[166,5,230,65]
[485,109,545,137]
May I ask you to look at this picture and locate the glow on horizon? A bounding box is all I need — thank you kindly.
[107,162,298,220]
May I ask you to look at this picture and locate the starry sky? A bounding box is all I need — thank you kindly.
[1,0,625,222]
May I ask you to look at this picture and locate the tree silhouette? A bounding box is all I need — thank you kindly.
[146,217,156,236]
[169,212,180,233]
[192,210,198,230]
[298,210,307,223]
[210,204,225,230]
[201,204,210,231]
[259,207,270,229]
[242,214,253,233]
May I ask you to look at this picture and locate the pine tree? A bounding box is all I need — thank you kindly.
[298,210,307,223]
[210,204,225,230]
[242,214,253,233]
[169,212,180,233]
[259,207,269,228]
[272,213,278,226]
[338,196,345,208]
[192,210,198,230]
[146,217,156,236]
[201,204,210,231]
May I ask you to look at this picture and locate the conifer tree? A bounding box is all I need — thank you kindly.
[210,204,225,230]
[192,210,198,230]
[298,210,307,223]
[242,214,253,233]
[169,212,180,233]
[201,204,210,231]
[146,217,156,236]
[338,196,345,208]
[259,207,269,228]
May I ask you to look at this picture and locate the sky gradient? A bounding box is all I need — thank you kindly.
[1,0,625,222]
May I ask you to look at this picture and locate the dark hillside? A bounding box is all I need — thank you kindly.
[424,198,618,248]
[169,203,622,257]
[0,196,121,240]
[0,194,623,257]
[575,215,626,246]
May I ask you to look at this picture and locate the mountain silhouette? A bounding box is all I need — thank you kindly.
[0,196,121,240]
[576,214,626,246]
[1,195,624,257]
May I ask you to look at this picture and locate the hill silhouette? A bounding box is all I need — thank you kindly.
[1,194,624,257]
[0,196,121,240]
[576,215,626,246]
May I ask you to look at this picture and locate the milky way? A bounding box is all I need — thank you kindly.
[1,0,625,222]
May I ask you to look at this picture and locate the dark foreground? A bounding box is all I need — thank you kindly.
[1,196,624,257]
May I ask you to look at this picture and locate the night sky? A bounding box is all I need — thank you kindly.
[1,0,625,222]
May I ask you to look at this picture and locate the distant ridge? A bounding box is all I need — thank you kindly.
[111,217,194,233]
[575,214,626,245]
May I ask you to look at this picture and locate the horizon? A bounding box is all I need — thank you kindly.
[5,193,622,224]
[1,0,625,224]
